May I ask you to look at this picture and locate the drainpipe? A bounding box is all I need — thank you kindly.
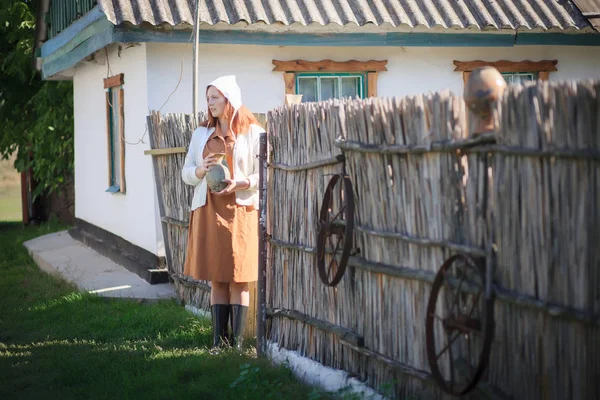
[33,0,50,71]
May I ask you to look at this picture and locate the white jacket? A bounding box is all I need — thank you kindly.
[181,123,264,211]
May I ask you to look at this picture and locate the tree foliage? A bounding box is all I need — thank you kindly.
[0,0,74,198]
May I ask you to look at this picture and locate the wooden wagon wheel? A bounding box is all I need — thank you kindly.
[316,174,355,287]
[425,254,495,396]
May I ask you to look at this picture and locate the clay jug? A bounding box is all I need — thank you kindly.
[464,66,507,134]
[206,153,231,193]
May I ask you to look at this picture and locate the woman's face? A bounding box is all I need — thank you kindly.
[207,86,227,118]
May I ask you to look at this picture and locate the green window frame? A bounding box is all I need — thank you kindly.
[501,72,538,84]
[104,74,125,194]
[295,73,367,102]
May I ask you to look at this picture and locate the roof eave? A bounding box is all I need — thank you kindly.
[38,7,600,80]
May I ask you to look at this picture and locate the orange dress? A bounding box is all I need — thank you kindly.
[183,128,259,283]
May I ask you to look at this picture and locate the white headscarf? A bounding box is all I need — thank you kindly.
[208,75,242,135]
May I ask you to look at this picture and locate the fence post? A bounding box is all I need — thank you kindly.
[256,129,268,357]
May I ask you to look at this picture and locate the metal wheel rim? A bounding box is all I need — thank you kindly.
[425,253,495,395]
[316,174,355,287]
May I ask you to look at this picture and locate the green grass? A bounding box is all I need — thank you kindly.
[0,222,339,400]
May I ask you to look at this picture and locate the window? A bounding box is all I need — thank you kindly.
[104,74,125,193]
[272,59,387,103]
[296,73,366,102]
[501,72,537,85]
[453,60,557,85]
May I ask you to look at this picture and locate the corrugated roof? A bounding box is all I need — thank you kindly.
[570,0,600,31]
[96,0,592,32]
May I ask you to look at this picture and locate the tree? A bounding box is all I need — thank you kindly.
[0,0,74,199]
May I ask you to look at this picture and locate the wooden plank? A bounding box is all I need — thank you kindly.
[354,224,487,256]
[283,72,295,95]
[339,339,435,383]
[105,91,111,187]
[273,59,388,72]
[463,71,472,135]
[335,131,497,154]
[267,237,436,283]
[42,27,114,79]
[348,255,437,284]
[367,72,378,97]
[118,88,126,193]
[267,308,364,347]
[243,120,266,340]
[245,281,257,338]
[40,6,105,57]
[538,71,550,81]
[143,147,187,156]
[257,130,268,356]
[42,18,114,61]
[104,73,124,89]
[268,156,343,172]
[170,273,211,292]
[462,71,472,85]
[453,60,558,72]
[161,216,189,227]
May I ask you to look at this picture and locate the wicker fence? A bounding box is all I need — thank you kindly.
[265,81,599,399]
[145,81,599,399]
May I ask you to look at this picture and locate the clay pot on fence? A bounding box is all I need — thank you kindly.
[464,66,507,134]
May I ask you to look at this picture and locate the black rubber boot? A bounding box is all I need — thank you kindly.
[230,304,248,350]
[211,304,231,349]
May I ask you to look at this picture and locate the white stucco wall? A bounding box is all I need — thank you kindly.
[145,42,600,115]
[72,40,600,256]
[73,43,161,255]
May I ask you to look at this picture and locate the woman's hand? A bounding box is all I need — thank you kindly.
[195,153,219,179]
[213,178,250,196]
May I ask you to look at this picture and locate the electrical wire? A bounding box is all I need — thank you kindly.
[103,29,195,146]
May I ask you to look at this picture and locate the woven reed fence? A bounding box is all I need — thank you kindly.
[265,80,599,399]
[146,111,267,337]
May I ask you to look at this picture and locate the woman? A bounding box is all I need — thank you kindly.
[181,75,263,350]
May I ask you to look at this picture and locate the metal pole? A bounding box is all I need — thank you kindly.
[256,130,268,357]
[192,0,201,117]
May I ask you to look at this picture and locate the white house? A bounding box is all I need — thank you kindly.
[34,0,600,282]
